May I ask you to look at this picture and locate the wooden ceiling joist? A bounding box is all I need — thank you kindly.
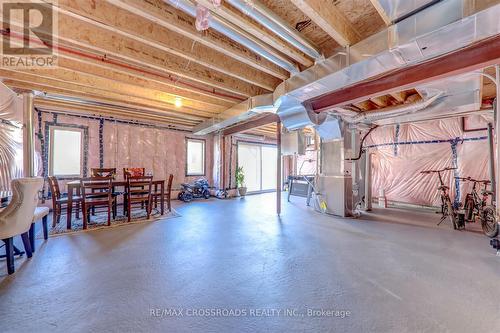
[34,101,199,129]
[196,0,313,68]
[109,0,289,80]
[1,75,215,120]
[9,66,223,115]
[54,0,281,92]
[290,0,362,47]
[368,0,392,26]
[4,11,264,99]
[55,52,237,107]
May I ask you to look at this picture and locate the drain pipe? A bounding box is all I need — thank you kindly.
[226,0,321,60]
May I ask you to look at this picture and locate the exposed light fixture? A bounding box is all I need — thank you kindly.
[174,97,183,108]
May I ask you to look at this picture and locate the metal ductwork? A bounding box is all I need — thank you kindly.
[194,1,500,134]
[226,0,322,60]
[192,93,275,135]
[376,0,445,23]
[165,0,298,73]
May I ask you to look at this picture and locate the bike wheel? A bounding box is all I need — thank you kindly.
[464,195,474,222]
[481,206,499,238]
[446,199,458,230]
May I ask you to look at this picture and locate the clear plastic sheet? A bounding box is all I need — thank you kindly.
[367,117,490,206]
[0,84,23,191]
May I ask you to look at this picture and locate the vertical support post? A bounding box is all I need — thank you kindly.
[221,135,226,191]
[496,64,500,218]
[364,150,372,211]
[22,92,35,177]
[488,123,496,204]
[277,120,282,215]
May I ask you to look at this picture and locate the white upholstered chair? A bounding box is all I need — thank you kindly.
[0,177,43,274]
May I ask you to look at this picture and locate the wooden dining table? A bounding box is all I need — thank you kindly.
[66,179,165,229]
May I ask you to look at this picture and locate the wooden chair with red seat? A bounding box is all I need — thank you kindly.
[126,176,153,222]
[47,176,81,228]
[123,168,146,215]
[153,174,173,213]
[80,177,116,229]
[123,168,145,178]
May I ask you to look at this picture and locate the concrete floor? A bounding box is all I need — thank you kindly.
[1,193,499,332]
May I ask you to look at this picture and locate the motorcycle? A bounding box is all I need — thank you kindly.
[178,178,211,202]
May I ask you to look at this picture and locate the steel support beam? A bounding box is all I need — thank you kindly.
[495,65,500,219]
[364,151,372,211]
[277,120,282,215]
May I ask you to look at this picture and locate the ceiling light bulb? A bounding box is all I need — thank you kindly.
[174,97,182,108]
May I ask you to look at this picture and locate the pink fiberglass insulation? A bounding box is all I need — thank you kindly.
[367,116,491,207]
[35,112,213,199]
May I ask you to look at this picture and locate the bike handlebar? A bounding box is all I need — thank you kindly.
[455,176,490,184]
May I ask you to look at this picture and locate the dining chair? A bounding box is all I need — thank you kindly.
[126,176,153,222]
[90,168,121,215]
[123,168,146,215]
[48,176,81,228]
[80,177,116,229]
[0,177,43,274]
[91,168,117,179]
[153,174,174,212]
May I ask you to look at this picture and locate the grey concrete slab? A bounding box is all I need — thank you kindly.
[1,193,499,333]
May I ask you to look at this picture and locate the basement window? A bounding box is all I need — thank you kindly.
[49,126,83,177]
[186,138,205,176]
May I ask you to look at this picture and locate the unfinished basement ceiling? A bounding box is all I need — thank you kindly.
[0,0,497,136]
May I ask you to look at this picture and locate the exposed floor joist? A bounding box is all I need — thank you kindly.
[196,0,313,67]
[368,0,392,26]
[5,67,223,116]
[290,0,362,46]
[3,78,214,121]
[53,0,281,92]
[4,11,263,99]
[109,0,290,80]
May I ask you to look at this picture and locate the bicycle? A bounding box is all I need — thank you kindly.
[420,167,458,229]
[457,176,498,238]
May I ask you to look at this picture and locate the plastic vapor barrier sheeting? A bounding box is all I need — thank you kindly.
[0,84,23,191]
[366,116,491,207]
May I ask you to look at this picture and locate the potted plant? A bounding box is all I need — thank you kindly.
[235,166,247,197]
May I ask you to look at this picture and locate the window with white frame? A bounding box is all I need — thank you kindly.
[186,138,205,176]
[49,126,83,177]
